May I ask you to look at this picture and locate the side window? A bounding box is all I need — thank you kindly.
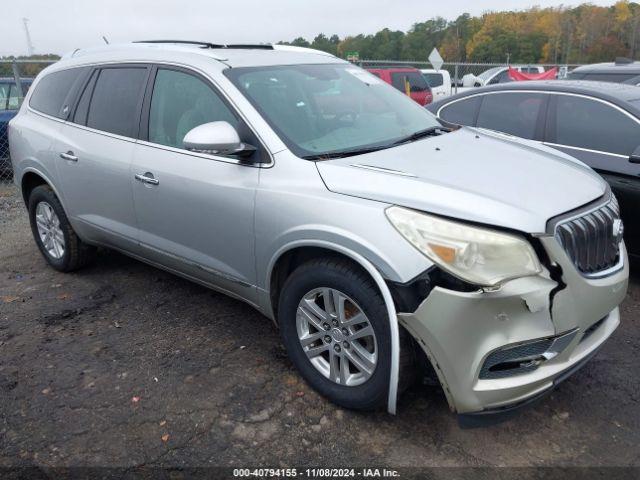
[148,68,238,149]
[8,84,22,110]
[0,84,8,111]
[554,96,640,156]
[29,68,86,118]
[86,67,148,137]
[581,73,637,83]
[476,92,546,139]
[73,71,97,125]
[487,70,512,85]
[439,97,481,126]
[423,73,443,88]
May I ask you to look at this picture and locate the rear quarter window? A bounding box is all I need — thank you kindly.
[439,96,481,126]
[29,68,87,119]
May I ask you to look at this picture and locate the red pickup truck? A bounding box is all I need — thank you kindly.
[366,68,433,106]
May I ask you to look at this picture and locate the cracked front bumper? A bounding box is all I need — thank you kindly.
[398,238,629,415]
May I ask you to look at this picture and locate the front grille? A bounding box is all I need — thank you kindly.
[554,196,622,276]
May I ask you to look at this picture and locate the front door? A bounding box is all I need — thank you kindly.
[131,66,260,302]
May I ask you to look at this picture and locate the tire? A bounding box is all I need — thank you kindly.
[28,185,95,272]
[278,258,415,411]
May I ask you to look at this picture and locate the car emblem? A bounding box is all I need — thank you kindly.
[612,219,624,243]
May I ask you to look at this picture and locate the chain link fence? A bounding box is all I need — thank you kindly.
[1,60,55,183]
[358,60,584,92]
[0,58,585,184]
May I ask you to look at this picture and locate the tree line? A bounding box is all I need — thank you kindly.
[0,54,60,77]
[281,1,640,64]
[3,1,640,74]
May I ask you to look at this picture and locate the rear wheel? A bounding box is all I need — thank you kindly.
[278,258,414,410]
[28,185,95,272]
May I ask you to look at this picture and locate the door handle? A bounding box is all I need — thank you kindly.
[134,173,159,185]
[59,151,78,162]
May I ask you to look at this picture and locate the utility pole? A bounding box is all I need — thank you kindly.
[22,18,35,56]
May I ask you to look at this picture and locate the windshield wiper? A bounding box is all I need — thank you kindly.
[301,145,393,160]
[301,126,451,160]
[391,126,450,146]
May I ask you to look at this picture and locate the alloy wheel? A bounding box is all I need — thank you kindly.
[296,287,378,386]
[35,201,65,259]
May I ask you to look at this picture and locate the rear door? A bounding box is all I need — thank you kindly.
[544,93,640,251]
[54,65,150,252]
[131,65,261,302]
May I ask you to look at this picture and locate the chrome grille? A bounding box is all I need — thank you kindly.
[554,196,622,276]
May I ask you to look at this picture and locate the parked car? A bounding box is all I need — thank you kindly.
[458,65,546,93]
[567,58,640,85]
[0,78,32,172]
[10,42,628,421]
[366,67,432,105]
[420,68,451,99]
[428,80,640,256]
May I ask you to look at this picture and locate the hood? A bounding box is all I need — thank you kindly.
[315,127,607,233]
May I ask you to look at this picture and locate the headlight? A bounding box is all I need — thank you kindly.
[386,206,541,286]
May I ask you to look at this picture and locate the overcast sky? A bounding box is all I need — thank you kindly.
[3,0,618,56]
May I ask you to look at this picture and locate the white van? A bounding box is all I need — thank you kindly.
[420,69,452,99]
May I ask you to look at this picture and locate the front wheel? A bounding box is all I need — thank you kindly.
[278,258,413,410]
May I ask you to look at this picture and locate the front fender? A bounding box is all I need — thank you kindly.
[263,224,407,290]
[262,236,403,415]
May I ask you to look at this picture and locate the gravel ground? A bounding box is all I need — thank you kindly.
[0,182,639,471]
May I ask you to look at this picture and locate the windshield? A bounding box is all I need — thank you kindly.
[224,64,441,158]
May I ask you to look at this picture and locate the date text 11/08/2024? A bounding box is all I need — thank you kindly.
[232,468,400,477]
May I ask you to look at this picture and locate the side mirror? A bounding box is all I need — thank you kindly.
[630,146,640,164]
[183,121,256,158]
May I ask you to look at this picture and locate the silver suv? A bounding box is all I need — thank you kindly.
[9,42,629,419]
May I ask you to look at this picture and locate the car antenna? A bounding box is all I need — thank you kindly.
[102,36,110,45]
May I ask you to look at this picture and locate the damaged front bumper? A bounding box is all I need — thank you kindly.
[398,237,629,416]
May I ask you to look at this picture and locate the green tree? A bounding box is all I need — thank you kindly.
[282,2,640,64]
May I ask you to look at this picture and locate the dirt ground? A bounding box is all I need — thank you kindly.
[1,182,639,472]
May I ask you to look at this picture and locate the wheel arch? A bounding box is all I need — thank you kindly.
[265,240,401,414]
[269,245,376,322]
[19,167,63,208]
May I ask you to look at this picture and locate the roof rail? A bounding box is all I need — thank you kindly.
[134,40,274,50]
